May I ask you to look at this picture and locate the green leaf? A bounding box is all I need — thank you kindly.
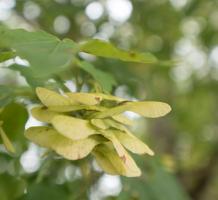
[0,103,28,146]
[0,174,26,200]
[22,183,68,200]
[0,50,15,62]
[9,64,46,87]
[0,126,16,153]
[119,158,191,200]
[0,85,14,107]
[0,26,78,77]
[80,39,157,63]
[77,60,117,92]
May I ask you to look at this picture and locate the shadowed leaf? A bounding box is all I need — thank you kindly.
[93,143,141,177]
[0,126,15,153]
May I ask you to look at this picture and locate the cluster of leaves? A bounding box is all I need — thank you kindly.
[0,25,157,93]
[0,0,217,199]
[0,26,172,180]
[0,25,162,163]
[25,87,170,177]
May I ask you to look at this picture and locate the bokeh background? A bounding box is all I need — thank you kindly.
[0,0,218,199]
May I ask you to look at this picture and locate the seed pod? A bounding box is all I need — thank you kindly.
[25,87,171,177]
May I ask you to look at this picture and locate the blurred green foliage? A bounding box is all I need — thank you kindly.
[0,0,218,199]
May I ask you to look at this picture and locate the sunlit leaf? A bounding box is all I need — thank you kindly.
[93,143,141,177]
[36,87,71,107]
[115,130,154,155]
[80,39,157,63]
[52,115,96,140]
[25,126,100,160]
[31,106,59,123]
[93,101,171,118]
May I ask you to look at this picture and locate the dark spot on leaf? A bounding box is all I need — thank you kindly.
[120,155,126,163]
[129,52,136,57]
[95,97,101,102]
